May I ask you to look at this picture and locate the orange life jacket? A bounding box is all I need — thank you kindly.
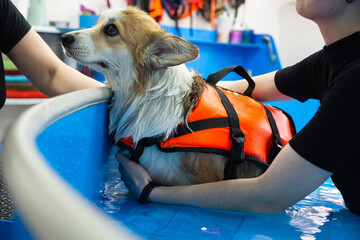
[115,66,296,179]
[149,0,163,22]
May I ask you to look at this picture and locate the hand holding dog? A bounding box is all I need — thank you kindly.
[116,151,152,199]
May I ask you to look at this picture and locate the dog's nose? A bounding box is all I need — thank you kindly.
[61,34,75,47]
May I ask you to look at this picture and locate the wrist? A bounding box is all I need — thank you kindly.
[138,182,161,204]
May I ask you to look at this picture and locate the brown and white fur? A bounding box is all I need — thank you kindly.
[62,7,263,186]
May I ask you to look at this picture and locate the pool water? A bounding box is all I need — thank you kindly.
[95,148,360,240]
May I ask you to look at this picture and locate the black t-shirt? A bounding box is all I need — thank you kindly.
[0,0,31,108]
[275,32,360,216]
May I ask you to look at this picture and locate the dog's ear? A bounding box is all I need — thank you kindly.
[142,31,199,69]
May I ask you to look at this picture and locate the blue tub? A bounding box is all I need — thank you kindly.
[1,28,357,238]
[1,87,359,239]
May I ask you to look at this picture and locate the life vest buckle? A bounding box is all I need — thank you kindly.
[274,140,283,150]
[230,133,246,163]
[231,133,246,144]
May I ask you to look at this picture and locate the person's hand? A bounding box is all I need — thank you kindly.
[116,151,152,199]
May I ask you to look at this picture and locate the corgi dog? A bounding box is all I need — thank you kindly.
[61,7,264,186]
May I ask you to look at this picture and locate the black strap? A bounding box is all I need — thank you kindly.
[261,104,283,163]
[130,136,164,163]
[213,86,246,162]
[138,182,162,204]
[128,117,229,163]
[223,161,238,180]
[174,117,229,137]
[130,141,144,164]
[206,65,255,97]
[211,86,246,180]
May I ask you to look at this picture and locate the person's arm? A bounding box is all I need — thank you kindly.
[217,71,293,102]
[6,28,104,97]
[117,144,331,213]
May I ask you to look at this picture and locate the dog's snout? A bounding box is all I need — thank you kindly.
[61,34,75,47]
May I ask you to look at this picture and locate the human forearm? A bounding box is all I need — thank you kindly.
[117,143,331,214]
[150,177,282,213]
[7,28,104,97]
[45,62,104,96]
[217,71,293,102]
[115,151,274,212]
[147,145,331,213]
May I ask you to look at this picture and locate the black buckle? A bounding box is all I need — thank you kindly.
[230,133,246,163]
[268,139,283,163]
[274,139,283,150]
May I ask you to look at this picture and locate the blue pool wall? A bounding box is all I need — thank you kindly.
[36,102,112,202]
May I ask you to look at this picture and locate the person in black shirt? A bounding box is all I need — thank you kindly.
[0,0,103,109]
[117,0,360,216]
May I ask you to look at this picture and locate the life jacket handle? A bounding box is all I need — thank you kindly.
[205,65,255,97]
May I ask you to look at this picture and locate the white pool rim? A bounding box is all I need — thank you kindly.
[1,87,140,240]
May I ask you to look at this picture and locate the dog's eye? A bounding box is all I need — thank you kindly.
[104,24,118,36]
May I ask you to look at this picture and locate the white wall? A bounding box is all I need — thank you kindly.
[276,1,323,67]
[39,0,324,68]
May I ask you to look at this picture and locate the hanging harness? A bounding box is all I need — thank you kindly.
[229,0,245,26]
[127,0,163,22]
[114,65,296,180]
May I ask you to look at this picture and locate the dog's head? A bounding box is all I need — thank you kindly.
[62,7,199,88]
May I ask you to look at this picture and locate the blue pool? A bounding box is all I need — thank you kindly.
[1,29,359,239]
[97,147,360,240]
[1,87,360,239]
